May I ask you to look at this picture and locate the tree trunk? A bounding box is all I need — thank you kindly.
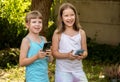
[31,0,53,36]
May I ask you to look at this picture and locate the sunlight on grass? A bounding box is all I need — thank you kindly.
[0,66,25,82]
[83,60,108,82]
[0,60,110,82]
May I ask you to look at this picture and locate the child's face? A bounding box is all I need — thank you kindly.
[62,8,75,28]
[28,18,42,34]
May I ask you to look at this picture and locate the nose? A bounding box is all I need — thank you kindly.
[68,16,72,20]
[35,21,40,25]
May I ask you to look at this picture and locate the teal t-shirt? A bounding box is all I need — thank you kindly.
[25,37,49,82]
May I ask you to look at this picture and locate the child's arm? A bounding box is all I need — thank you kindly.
[77,29,88,60]
[19,38,46,67]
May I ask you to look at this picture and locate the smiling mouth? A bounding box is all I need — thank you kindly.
[67,21,74,24]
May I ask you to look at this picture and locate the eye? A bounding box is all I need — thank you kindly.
[63,14,68,17]
[71,14,75,16]
[39,21,42,23]
[32,21,36,23]
[64,15,68,17]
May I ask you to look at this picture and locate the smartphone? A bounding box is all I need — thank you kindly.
[74,49,84,56]
[43,42,51,51]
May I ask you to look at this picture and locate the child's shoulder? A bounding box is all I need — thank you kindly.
[54,29,61,35]
[40,35,47,42]
[20,36,30,48]
[54,29,59,33]
[79,29,85,34]
[40,35,45,38]
[22,36,30,43]
[79,29,86,37]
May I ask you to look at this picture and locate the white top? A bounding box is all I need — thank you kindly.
[56,33,83,72]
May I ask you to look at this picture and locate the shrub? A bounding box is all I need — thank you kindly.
[0,48,19,68]
[0,0,30,50]
[87,37,120,64]
[0,17,28,50]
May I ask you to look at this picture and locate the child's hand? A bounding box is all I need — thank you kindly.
[67,50,76,60]
[45,49,52,56]
[37,50,46,59]
[76,52,87,60]
[47,55,54,63]
[45,49,54,62]
[76,55,83,60]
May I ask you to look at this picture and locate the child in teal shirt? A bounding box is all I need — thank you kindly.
[19,10,53,82]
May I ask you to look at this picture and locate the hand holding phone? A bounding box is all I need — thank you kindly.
[73,49,84,56]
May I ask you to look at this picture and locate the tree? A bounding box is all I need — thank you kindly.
[31,0,53,36]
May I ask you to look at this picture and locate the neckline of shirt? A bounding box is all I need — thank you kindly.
[62,33,80,38]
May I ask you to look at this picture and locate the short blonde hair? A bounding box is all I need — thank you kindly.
[25,10,42,23]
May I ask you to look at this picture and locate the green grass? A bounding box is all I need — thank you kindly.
[0,60,109,82]
[83,60,108,82]
[0,66,25,82]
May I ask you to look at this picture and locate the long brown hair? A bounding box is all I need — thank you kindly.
[57,3,81,34]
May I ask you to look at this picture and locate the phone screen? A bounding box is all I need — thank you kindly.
[43,42,51,51]
[75,49,84,55]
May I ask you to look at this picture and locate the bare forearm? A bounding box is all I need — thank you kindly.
[19,54,38,67]
[52,51,68,59]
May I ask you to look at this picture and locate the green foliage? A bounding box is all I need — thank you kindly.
[46,0,65,41]
[0,17,28,49]
[0,66,25,81]
[0,0,31,24]
[48,63,55,82]
[87,37,120,64]
[0,48,19,69]
[46,21,56,41]
[0,0,30,49]
[0,60,111,82]
[83,60,109,82]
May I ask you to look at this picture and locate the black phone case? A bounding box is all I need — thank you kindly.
[43,42,51,51]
